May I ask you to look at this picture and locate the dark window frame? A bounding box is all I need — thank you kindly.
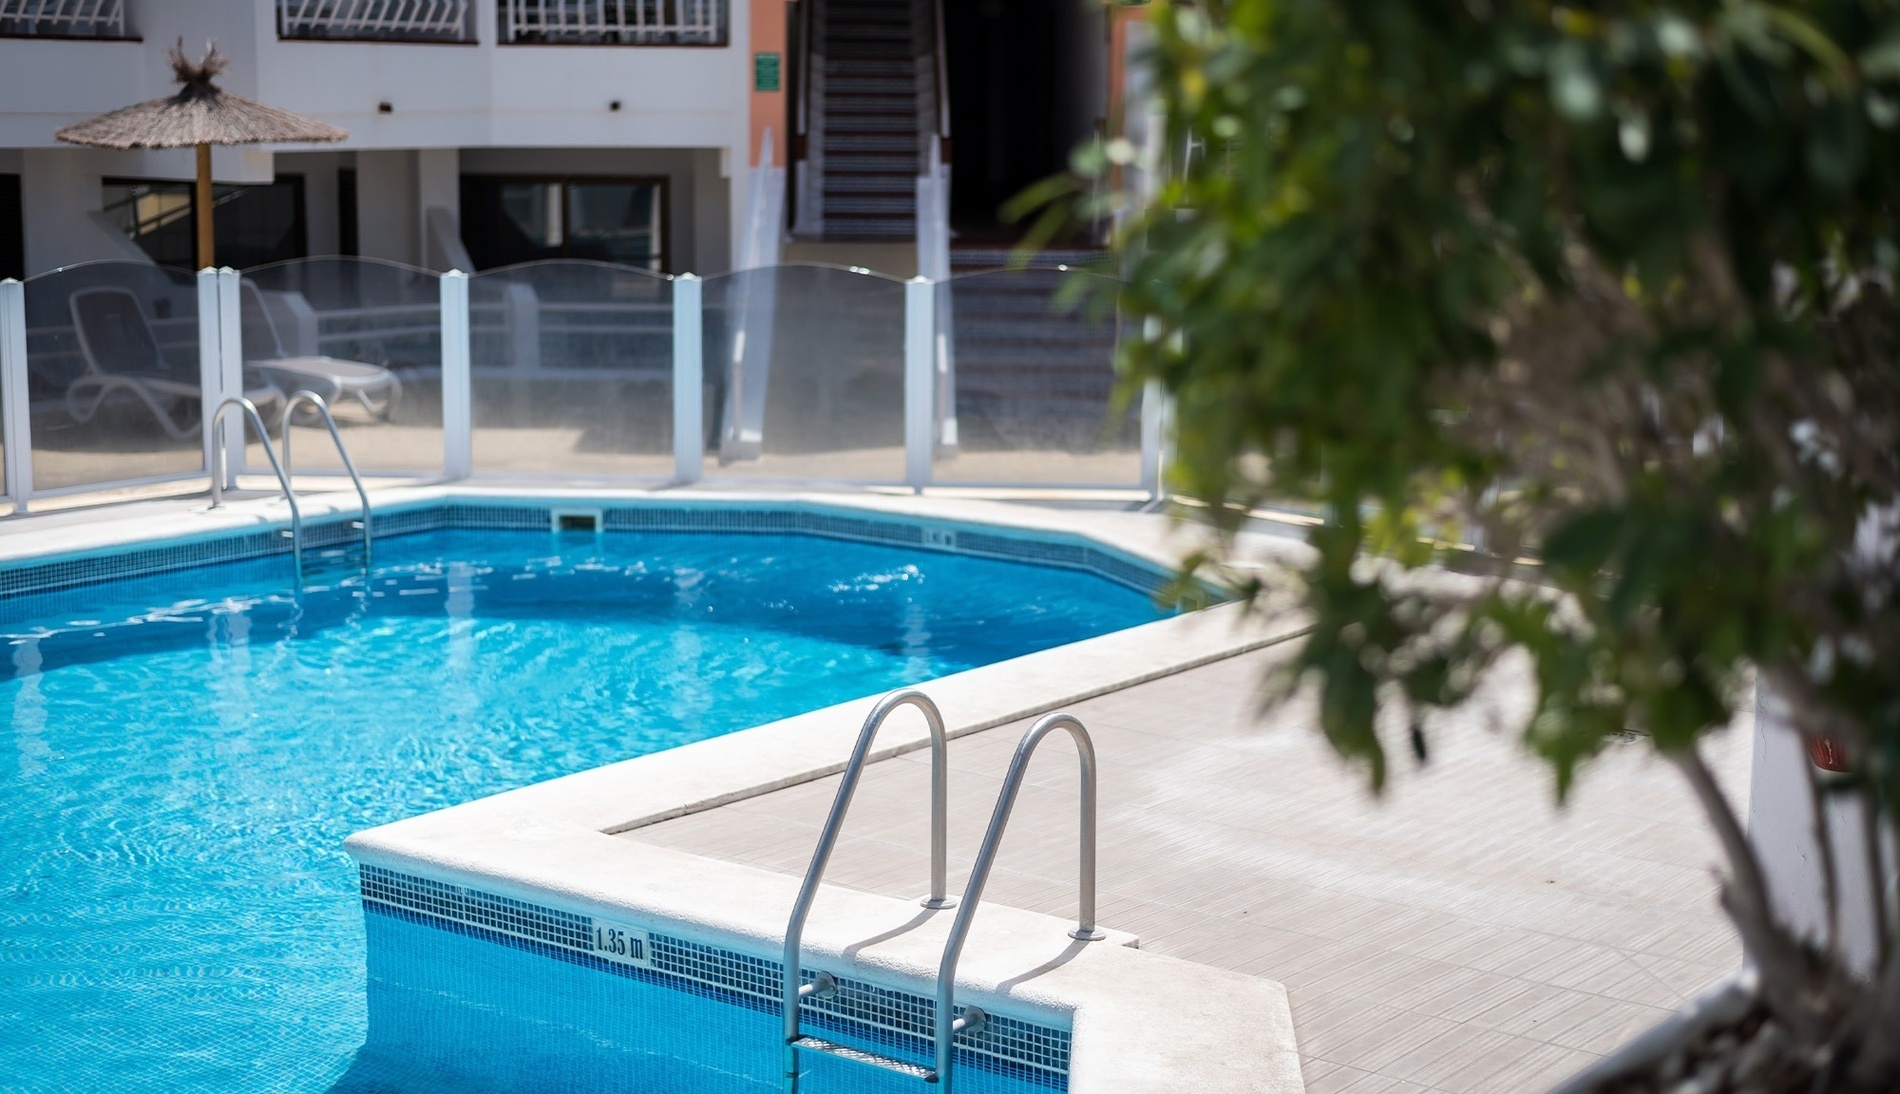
[459,174,670,273]
[337,167,359,257]
[100,174,308,271]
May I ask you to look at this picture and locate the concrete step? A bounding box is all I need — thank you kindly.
[823,154,920,172]
[823,132,919,153]
[950,248,1107,271]
[826,113,922,133]
[822,58,917,78]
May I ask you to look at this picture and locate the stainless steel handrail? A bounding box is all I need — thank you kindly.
[782,689,955,1089]
[280,390,373,567]
[931,712,1105,1092]
[795,0,813,140]
[209,395,303,580]
[929,0,950,141]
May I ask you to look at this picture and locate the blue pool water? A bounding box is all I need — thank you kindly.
[0,529,1165,1093]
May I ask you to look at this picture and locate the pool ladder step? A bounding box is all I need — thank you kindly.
[786,1037,934,1081]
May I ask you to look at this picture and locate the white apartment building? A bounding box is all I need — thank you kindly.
[0,0,1148,281]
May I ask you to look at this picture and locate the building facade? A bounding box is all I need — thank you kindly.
[0,0,1150,282]
[0,0,765,280]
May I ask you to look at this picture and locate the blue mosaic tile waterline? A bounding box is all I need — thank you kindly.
[0,528,1165,1093]
[358,865,1070,1086]
[340,908,1062,1094]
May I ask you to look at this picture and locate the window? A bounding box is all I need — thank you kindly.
[101,176,308,270]
[460,176,666,272]
[338,168,358,256]
[497,0,726,45]
[277,0,473,42]
[0,0,130,38]
[0,174,21,280]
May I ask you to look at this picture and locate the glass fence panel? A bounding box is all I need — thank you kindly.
[701,265,906,482]
[468,261,674,477]
[22,262,207,494]
[932,268,1139,486]
[240,258,443,477]
[0,330,7,503]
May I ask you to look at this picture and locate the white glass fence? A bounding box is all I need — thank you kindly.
[0,261,1161,513]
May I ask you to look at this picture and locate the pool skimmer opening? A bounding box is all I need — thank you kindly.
[551,508,604,534]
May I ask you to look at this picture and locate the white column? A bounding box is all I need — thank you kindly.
[197,268,223,485]
[440,270,472,479]
[0,279,32,510]
[903,275,934,492]
[218,268,245,481]
[672,273,704,484]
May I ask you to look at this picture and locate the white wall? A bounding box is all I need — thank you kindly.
[1749,682,1899,977]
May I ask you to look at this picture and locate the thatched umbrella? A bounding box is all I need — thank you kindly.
[56,42,347,270]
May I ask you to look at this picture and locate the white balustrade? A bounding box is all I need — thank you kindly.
[499,0,724,45]
[0,0,125,37]
[277,0,471,41]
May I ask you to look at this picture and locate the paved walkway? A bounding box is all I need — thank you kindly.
[627,644,1753,1093]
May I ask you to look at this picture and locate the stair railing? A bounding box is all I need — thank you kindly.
[280,390,374,567]
[781,689,955,1090]
[208,395,303,581]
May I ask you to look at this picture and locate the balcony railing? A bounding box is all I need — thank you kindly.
[500,0,725,46]
[0,0,129,38]
[278,0,473,43]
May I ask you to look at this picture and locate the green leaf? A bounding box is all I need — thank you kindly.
[1541,509,1627,575]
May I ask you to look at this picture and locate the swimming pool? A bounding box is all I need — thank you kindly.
[0,514,1168,1093]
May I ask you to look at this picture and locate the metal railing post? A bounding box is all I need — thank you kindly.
[218,268,245,481]
[440,270,472,479]
[672,273,704,485]
[0,279,32,510]
[903,275,934,492]
[197,267,223,483]
[933,712,1104,1093]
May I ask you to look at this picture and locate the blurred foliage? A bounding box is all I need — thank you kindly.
[1074,0,1899,798]
[1059,0,1900,1066]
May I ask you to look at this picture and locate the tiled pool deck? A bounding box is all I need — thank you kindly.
[629,644,1752,1094]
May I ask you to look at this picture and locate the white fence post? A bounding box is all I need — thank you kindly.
[0,279,32,510]
[672,273,704,485]
[440,270,472,480]
[217,268,245,480]
[904,275,934,492]
[196,268,223,485]
[1140,379,1167,500]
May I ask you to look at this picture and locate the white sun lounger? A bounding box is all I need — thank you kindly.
[240,281,402,420]
[67,286,284,442]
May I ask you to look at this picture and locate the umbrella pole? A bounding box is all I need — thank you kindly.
[195,143,213,270]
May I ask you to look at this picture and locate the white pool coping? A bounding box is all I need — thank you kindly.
[3,486,1311,1092]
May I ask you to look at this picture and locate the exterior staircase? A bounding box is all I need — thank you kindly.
[944,246,1130,451]
[798,0,938,242]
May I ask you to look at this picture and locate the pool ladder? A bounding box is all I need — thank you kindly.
[782,691,1103,1094]
[209,391,373,584]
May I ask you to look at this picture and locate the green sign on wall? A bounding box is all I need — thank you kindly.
[753,52,781,93]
